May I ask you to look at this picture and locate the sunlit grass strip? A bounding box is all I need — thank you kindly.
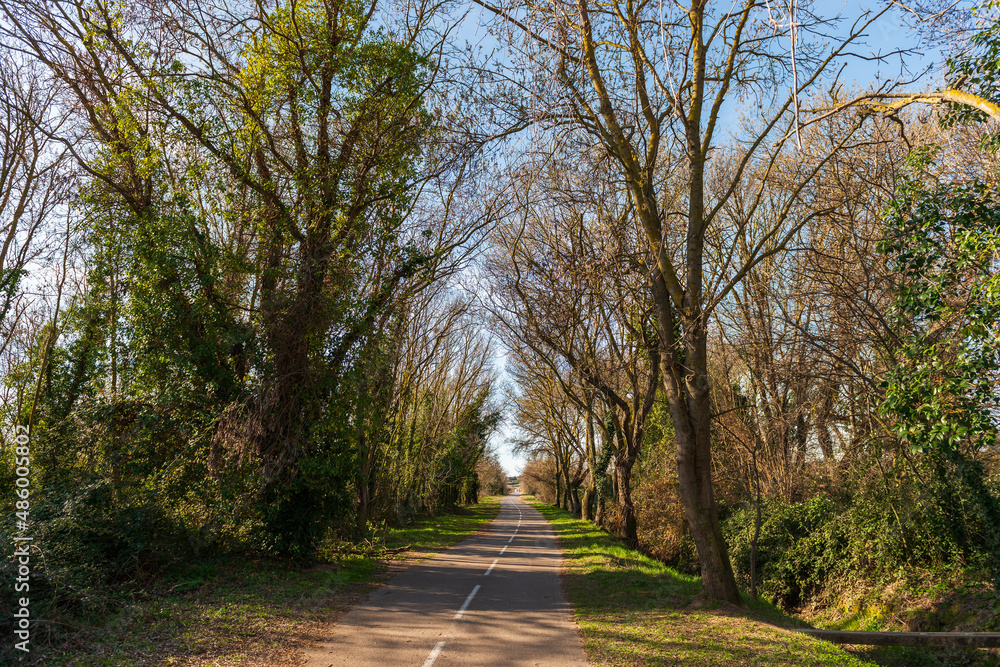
[385,496,502,555]
[527,499,876,667]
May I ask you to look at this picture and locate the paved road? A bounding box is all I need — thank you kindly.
[303,493,588,666]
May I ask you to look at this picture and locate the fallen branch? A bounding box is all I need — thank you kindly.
[795,629,1000,648]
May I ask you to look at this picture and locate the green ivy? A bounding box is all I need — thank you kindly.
[877,146,1000,581]
[877,147,1000,455]
[944,1,1000,149]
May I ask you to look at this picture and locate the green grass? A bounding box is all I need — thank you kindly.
[383,498,501,553]
[527,499,876,666]
[17,498,501,666]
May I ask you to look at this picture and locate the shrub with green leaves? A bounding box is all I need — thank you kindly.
[877,145,1000,579]
[726,494,846,608]
[724,460,1000,610]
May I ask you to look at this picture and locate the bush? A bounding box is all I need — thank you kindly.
[725,494,847,608]
[261,452,354,558]
[0,398,257,628]
[724,453,1000,610]
[634,475,698,573]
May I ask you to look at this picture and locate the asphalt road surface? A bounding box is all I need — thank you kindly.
[303,492,588,666]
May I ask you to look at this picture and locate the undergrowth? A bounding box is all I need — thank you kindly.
[526,498,875,666]
[0,497,500,665]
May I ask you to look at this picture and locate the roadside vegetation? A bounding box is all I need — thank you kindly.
[526,498,872,666]
[529,498,1000,667]
[1,498,500,665]
[2,0,1000,661]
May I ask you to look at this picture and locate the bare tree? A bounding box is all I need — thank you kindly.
[485,154,659,543]
[0,48,71,421]
[471,0,941,600]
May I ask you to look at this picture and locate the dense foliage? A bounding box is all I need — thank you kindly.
[0,0,503,643]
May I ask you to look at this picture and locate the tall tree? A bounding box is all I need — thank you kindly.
[0,49,70,418]
[1,0,473,479]
[476,0,908,600]
[486,157,660,543]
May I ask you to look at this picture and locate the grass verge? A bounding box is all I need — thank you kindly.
[525,498,876,667]
[19,497,500,666]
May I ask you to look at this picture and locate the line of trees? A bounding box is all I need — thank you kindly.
[2,0,999,634]
[477,0,1000,603]
[0,0,512,636]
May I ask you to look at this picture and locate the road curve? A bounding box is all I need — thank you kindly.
[303,493,588,666]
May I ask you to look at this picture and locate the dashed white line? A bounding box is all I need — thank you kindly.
[500,544,508,555]
[508,535,515,542]
[423,584,481,666]
[484,558,499,575]
[454,584,480,620]
[422,641,446,667]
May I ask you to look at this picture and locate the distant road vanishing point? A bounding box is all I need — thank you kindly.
[303,493,588,666]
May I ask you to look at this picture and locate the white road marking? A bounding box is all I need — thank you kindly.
[454,584,480,620]
[500,544,508,555]
[484,558,499,575]
[422,641,446,667]
[423,584,482,665]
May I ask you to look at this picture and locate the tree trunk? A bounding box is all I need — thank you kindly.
[568,483,582,516]
[582,485,596,521]
[615,452,638,546]
[794,403,808,471]
[582,403,597,521]
[595,486,605,526]
[610,459,619,512]
[554,456,562,507]
[652,275,742,603]
[356,428,372,535]
[817,385,836,460]
[749,448,762,600]
[671,395,739,601]
[357,478,370,535]
[562,455,577,514]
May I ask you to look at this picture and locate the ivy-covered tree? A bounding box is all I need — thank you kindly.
[0,0,485,556]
